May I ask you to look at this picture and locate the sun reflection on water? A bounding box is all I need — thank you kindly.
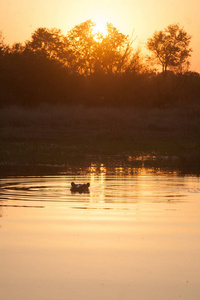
[1,166,200,300]
[0,163,194,215]
[89,163,106,204]
[85,163,181,206]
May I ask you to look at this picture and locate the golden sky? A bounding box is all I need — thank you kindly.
[0,0,200,72]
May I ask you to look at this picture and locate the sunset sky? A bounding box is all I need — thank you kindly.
[0,0,200,72]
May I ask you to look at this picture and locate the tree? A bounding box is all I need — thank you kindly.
[94,23,131,74]
[66,20,96,75]
[125,48,149,74]
[27,27,69,62]
[66,20,141,75]
[147,24,192,75]
[0,32,9,58]
[0,32,4,54]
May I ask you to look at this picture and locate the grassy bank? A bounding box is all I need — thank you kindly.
[0,105,200,175]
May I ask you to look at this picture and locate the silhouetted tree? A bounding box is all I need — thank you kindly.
[66,20,97,75]
[125,48,150,74]
[1,21,199,108]
[10,42,26,54]
[0,32,4,55]
[94,23,133,74]
[147,24,192,75]
[66,20,141,75]
[27,27,69,63]
[0,32,9,58]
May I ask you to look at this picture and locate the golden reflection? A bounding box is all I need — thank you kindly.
[89,163,106,204]
[1,174,200,300]
[127,168,133,176]
[99,193,105,204]
[100,163,106,173]
[128,155,157,161]
[87,163,180,205]
[63,162,179,177]
[115,167,124,174]
[0,206,3,217]
[90,163,97,173]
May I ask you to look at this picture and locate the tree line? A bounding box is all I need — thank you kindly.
[0,20,199,108]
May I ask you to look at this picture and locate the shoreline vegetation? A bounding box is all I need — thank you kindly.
[0,21,199,110]
[0,105,200,176]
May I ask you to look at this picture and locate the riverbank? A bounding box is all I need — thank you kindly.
[0,105,200,175]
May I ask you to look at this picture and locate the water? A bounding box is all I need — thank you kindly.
[0,167,200,300]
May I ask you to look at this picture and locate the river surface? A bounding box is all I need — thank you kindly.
[0,167,200,300]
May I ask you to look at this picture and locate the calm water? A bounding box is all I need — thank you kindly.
[0,167,200,300]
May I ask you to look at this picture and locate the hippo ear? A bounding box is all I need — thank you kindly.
[71,182,75,186]
[87,183,90,187]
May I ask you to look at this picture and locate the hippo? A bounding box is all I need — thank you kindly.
[70,182,90,193]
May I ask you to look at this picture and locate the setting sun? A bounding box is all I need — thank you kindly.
[93,20,107,36]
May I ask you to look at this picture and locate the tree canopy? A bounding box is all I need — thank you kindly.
[0,20,199,109]
[147,24,192,75]
[65,20,138,75]
[20,20,141,76]
[27,27,69,62]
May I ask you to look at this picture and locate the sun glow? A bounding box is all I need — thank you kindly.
[92,19,108,41]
